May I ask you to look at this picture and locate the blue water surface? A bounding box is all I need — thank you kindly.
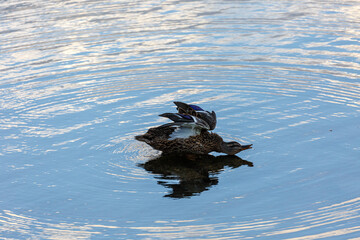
[1,0,360,239]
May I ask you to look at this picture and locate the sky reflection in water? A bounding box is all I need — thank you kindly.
[1,0,360,239]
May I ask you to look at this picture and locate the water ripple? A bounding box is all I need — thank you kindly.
[1,0,360,239]
[1,197,359,239]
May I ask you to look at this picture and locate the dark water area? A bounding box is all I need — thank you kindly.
[1,0,360,239]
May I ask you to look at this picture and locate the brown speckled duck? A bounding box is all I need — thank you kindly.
[135,102,252,155]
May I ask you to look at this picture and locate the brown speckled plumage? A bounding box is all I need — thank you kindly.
[136,125,223,154]
[135,124,252,155]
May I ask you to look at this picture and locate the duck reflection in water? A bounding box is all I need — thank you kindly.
[138,154,253,199]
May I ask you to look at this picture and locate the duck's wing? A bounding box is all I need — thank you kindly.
[198,110,216,131]
[173,101,217,130]
[159,113,210,130]
[174,101,204,115]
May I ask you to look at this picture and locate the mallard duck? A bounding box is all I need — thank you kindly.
[135,102,252,155]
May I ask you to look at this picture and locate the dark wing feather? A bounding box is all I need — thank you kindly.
[173,101,217,130]
[197,111,216,130]
[174,101,198,115]
[159,113,193,123]
[159,112,210,130]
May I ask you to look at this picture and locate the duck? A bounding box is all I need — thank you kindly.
[135,101,252,155]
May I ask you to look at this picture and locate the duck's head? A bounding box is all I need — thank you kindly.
[220,141,252,155]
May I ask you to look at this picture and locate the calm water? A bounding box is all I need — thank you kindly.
[1,0,360,239]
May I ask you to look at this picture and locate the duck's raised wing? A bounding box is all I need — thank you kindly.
[159,113,210,130]
[173,101,217,130]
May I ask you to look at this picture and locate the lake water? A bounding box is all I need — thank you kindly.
[1,0,360,239]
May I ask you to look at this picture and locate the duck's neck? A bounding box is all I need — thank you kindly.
[220,141,232,154]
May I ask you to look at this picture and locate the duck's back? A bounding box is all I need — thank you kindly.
[136,125,222,154]
[161,131,221,154]
[135,124,222,155]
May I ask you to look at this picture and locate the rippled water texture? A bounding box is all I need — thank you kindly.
[1,0,360,239]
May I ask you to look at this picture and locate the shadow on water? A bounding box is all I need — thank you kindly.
[138,154,253,199]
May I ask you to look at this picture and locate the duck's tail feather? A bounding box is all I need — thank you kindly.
[135,135,147,142]
[135,124,177,143]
